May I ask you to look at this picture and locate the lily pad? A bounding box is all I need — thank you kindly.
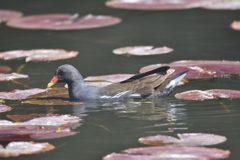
[0,88,47,100]
[25,88,82,105]
[0,105,12,113]
[0,73,28,81]
[175,89,240,100]
[139,133,227,146]
[103,153,209,160]
[0,9,22,23]
[201,0,240,10]
[0,49,78,62]
[231,21,240,31]
[125,146,230,160]
[140,60,240,79]
[7,113,59,122]
[7,14,121,30]
[0,141,54,157]
[0,66,12,74]
[113,46,173,56]
[105,0,213,10]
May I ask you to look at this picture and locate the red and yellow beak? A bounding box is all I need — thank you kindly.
[47,71,59,88]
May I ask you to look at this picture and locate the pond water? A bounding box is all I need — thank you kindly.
[1,0,240,159]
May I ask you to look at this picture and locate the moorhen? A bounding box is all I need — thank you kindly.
[47,64,187,101]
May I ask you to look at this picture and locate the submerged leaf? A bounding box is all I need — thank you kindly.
[0,66,12,74]
[139,133,227,146]
[175,89,240,100]
[7,14,121,30]
[0,73,28,81]
[231,21,240,31]
[0,49,78,62]
[0,88,47,100]
[0,9,22,23]
[113,46,173,56]
[0,141,54,157]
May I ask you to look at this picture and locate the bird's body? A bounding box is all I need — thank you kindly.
[47,64,187,101]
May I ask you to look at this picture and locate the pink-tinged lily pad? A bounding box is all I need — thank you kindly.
[24,88,82,105]
[230,21,240,31]
[139,133,227,146]
[201,0,240,10]
[125,146,230,160]
[0,66,12,74]
[0,114,81,127]
[105,0,213,10]
[0,88,47,100]
[140,60,240,79]
[0,49,78,62]
[0,141,54,157]
[175,89,240,100]
[0,105,12,113]
[103,153,209,160]
[0,73,28,81]
[0,9,22,23]
[113,46,173,56]
[7,14,121,30]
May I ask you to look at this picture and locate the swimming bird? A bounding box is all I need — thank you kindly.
[47,64,187,101]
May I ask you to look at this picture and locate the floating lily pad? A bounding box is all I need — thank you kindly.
[201,0,240,10]
[25,88,82,105]
[0,114,80,141]
[0,88,47,100]
[0,141,54,157]
[0,9,22,23]
[231,21,240,31]
[113,46,173,56]
[0,73,28,81]
[175,89,240,100]
[0,66,12,74]
[7,14,121,30]
[139,133,227,146]
[103,153,208,160]
[0,105,12,113]
[124,146,230,160]
[140,60,240,79]
[0,49,78,62]
[105,0,213,10]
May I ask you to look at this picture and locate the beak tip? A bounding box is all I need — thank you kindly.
[47,83,55,88]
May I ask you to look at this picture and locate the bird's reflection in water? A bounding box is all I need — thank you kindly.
[71,97,189,133]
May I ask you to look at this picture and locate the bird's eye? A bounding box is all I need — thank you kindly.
[59,71,65,75]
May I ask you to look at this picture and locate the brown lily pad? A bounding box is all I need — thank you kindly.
[7,14,121,30]
[175,89,240,100]
[231,21,240,31]
[7,113,59,122]
[113,46,173,56]
[140,60,240,79]
[0,73,28,81]
[0,49,78,62]
[0,141,54,157]
[201,0,240,10]
[125,146,230,160]
[0,66,12,74]
[105,0,214,10]
[25,88,82,105]
[0,88,47,100]
[0,105,12,113]
[139,133,227,146]
[0,9,22,23]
